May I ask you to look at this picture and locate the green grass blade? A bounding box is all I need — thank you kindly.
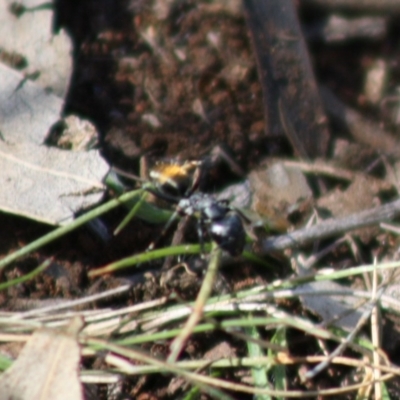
[246,321,271,400]
[0,259,51,291]
[0,189,142,272]
[269,327,287,397]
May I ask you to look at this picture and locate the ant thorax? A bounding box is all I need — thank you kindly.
[178,193,228,221]
[177,193,246,256]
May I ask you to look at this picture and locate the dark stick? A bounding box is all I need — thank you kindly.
[261,198,400,254]
[242,0,330,157]
[301,0,400,13]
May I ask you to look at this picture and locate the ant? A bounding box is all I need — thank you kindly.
[147,160,246,257]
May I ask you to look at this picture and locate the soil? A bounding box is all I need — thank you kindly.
[3,0,400,398]
[62,0,268,172]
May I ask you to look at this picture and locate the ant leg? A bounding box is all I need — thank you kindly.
[207,144,245,178]
[147,210,180,251]
[196,220,207,256]
[161,215,191,270]
[110,166,145,184]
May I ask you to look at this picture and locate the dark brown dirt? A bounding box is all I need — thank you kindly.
[3,0,400,398]
[62,0,269,172]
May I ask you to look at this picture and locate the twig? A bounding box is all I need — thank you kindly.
[282,160,355,181]
[9,285,132,319]
[306,15,387,43]
[261,198,400,254]
[303,286,384,380]
[90,338,397,397]
[303,237,347,269]
[371,267,382,399]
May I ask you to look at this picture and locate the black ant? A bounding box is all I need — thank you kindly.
[147,160,246,257]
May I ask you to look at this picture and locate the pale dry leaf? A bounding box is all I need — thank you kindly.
[249,162,312,210]
[0,0,73,97]
[55,115,99,151]
[293,257,368,331]
[295,279,366,331]
[0,317,84,400]
[0,142,108,225]
[0,62,63,145]
[247,160,312,230]
[0,63,109,225]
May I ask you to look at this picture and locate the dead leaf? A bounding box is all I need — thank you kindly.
[52,115,99,151]
[0,317,84,400]
[0,60,108,225]
[249,160,312,228]
[0,141,108,224]
[0,62,63,145]
[317,174,391,242]
[0,0,73,97]
[0,2,108,225]
[293,258,368,331]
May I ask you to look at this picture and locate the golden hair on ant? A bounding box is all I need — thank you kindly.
[149,160,202,197]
